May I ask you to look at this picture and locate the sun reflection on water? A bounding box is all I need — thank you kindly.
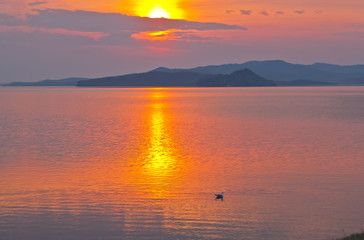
[127,89,188,199]
[144,102,176,177]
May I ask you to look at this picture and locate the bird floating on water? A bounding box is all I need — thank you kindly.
[215,192,224,199]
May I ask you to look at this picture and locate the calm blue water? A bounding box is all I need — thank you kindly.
[1,86,364,240]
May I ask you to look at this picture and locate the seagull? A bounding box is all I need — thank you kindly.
[215,192,224,199]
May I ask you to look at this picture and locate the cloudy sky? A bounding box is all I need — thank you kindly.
[1,0,364,82]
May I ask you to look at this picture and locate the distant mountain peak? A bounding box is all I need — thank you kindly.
[228,68,272,82]
[150,67,172,72]
[245,59,289,65]
[196,68,276,87]
[231,68,257,75]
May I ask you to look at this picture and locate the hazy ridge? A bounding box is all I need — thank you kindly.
[4,60,364,87]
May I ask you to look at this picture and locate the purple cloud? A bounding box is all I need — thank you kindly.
[13,9,247,33]
[0,9,247,54]
[225,10,235,14]
[259,11,269,16]
[294,10,305,15]
[240,10,252,15]
[29,1,47,6]
[276,11,284,15]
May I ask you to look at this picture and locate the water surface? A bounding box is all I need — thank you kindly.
[1,87,364,240]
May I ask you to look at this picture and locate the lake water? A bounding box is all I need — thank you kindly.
[1,86,364,240]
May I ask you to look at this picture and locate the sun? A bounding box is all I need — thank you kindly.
[148,4,171,18]
[132,1,184,19]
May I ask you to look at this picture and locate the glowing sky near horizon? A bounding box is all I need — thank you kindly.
[0,0,364,82]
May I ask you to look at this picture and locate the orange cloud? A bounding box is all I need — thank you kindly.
[132,29,219,42]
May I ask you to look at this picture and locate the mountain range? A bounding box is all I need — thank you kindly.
[4,60,364,87]
[149,60,364,84]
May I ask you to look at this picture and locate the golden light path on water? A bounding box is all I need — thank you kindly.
[146,103,175,175]
[134,90,182,199]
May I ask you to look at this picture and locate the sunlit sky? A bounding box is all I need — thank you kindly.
[1,0,364,82]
